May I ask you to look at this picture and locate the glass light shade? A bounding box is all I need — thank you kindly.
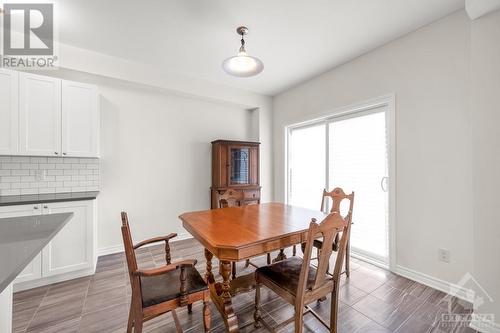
[222,51,264,77]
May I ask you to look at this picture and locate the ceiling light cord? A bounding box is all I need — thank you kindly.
[239,37,245,53]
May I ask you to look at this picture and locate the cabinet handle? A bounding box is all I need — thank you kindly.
[33,206,38,210]
[54,152,59,155]
[43,205,48,209]
[63,153,67,156]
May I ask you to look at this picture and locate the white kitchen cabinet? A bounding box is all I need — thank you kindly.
[0,69,19,155]
[41,201,94,277]
[19,72,62,157]
[62,81,100,157]
[0,200,96,290]
[0,204,43,283]
[2,71,100,157]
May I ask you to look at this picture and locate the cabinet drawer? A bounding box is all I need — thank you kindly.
[243,190,260,200]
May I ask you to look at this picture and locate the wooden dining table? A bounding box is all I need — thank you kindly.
[179,202,327,333]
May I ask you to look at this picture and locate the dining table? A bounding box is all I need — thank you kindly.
[179,202,327,333]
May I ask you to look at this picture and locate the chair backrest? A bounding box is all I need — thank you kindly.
[121,212,139,278]
[297,212,350,300]
[320,187,354,220]
[217,189,244,208]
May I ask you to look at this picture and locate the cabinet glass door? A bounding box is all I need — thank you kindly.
[230,147,249,185]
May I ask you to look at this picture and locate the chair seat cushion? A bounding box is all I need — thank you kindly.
[140,265,207,307]
[255,257,318,296]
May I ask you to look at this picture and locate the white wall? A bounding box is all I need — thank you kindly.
[96,80,254,249]
[470,9,500,330]
[273,11,474,285]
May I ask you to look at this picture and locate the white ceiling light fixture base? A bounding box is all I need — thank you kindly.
[222,26,264,78]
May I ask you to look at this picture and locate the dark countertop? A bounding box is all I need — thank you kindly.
[0,212,74,292]
[0,191,99,206]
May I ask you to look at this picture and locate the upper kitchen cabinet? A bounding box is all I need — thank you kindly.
[62,80,99,157]
[19,73,62,156]
[0,69,19,155]
[2,71,100,157]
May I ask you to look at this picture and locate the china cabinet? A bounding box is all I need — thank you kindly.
[211,140,260,208]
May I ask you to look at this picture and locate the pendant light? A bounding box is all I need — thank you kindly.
[222,26,264,77]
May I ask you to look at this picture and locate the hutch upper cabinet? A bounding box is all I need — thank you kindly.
[0,69,100,157]
[211,140,260,208]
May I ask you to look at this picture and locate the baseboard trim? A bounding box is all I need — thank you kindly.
[97,232,193,257]
[13,268,95,292]
[96,244,123,257]
[470,313,500,333]
[394,265,474,303]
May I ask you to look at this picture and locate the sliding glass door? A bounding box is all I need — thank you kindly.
[288,123,326,210]
[287,106,389,263]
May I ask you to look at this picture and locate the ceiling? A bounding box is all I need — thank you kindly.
[53,0,464,96]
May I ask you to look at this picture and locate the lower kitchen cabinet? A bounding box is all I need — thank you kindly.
[0,204,43,283]
[41,200,95,277]
[0,200,97,291]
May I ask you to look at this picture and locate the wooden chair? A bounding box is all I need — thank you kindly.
[295,187,354,278]
[121,212,211,333]
[216,189,272,279]
[315,188,354,277]
[254,212,350,333]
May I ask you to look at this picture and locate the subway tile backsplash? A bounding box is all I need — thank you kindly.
[0,156,99,196]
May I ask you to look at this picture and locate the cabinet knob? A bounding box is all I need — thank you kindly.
[43,205,48,209]
[33,206,38,209]
[54,152,59,155]
[63,153,67,156]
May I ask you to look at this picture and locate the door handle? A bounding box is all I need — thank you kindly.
[380,176,388,192]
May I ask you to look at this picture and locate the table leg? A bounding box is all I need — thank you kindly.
[219,260,239,332]
[204,248,214,283]
[273,248,287,263]
[204,249,239,332]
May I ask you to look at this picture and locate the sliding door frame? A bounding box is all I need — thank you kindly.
[285,94,397,271]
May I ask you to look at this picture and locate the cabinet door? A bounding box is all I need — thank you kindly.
[0,204,43,283]
[228,145,251,186]
[19,73,62,156]
[249,147,259,185]
[62,80,99,157]
[41,200,94,276]
[0,69,19,155]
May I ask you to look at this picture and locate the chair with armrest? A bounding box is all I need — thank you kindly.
[254,211,351,333]
[121,212,211,333]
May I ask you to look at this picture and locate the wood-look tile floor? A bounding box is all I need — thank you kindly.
[13,238,477,333]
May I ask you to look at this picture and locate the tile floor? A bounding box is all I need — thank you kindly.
[12,238,476,333]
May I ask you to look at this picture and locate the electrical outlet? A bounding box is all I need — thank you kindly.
[36,169,47,181]
[438,248,450,263]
